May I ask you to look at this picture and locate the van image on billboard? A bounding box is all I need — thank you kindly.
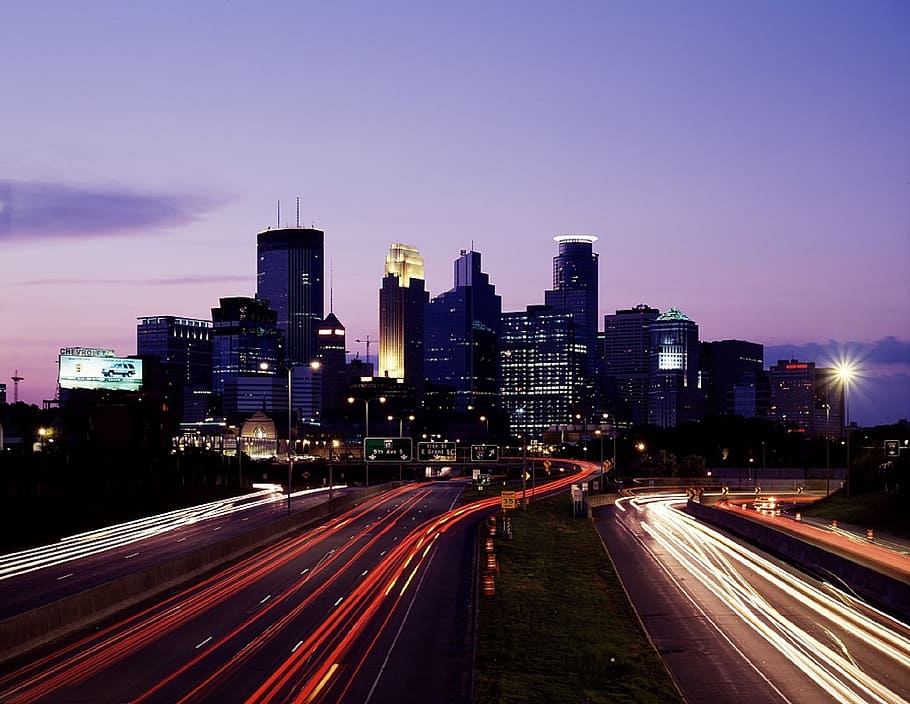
[102,361,136,378]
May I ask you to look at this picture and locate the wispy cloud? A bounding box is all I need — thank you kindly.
[0,179,223,240]
[19,275,250,286]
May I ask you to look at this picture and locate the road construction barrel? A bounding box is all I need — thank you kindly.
[484,537,494,552]
[482,573,495,596]
[486,553,497,571]
[867,528,874,541]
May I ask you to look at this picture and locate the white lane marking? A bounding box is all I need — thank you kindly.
[292,640,304,653]
[125,552,139,559]
[334,597,344,607]
[260,594,272,604]
[361,570,369,577]
[195,636,213,649]
[301,568,310,575]
[57,573,74,581]
[176,537,187,543]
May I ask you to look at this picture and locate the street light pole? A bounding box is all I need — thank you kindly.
[287,366,293,516]
[349,395,385,486]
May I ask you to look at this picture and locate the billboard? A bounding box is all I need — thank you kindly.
[58,355,143,392]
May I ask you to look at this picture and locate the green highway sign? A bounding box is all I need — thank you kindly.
[364,437,413,462]
[417,441,456,462]
[470,444,499,462]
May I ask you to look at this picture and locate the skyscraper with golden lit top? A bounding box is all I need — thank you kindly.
[379,243,429,392]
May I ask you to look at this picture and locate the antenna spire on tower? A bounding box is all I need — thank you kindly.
[11,369,24,404]
[296,196,300,228]
[330,260,334,313]
[277,200,281,228]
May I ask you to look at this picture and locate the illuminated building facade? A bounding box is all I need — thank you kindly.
[379,243,428,392]
[256,226,324,367]
[211,297,284,422]
[316,312,348,422]
[768,360,844,437]
[602,304,659,425]
[501,305,586,438]
[137,315,213,424]
[423,250,501,413]
[544,235,599,379]
[648,307,701,427]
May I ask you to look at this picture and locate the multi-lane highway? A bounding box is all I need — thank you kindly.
[0,485,358,620]
[596,494,910,704]
[0,466,592,704]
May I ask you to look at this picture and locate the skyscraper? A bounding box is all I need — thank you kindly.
[256,226,324,367]
[379,243,428,391]
[211,297,284,421]
[768,360,844,437]
[501,305,586,438]
[137,315,213,425]
[316,312,348,422]
[648,307,701,427]
[544,235,599,373]
[424,250,501,413]
[700,339,765,417]
[602,304,660,425]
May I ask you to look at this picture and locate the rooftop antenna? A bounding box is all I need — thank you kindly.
[11,369,23,403]
[329,260,334,313]
[277,200,281,228]
[296,196,300,228]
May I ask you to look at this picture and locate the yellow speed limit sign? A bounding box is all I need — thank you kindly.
[501,491,517,510]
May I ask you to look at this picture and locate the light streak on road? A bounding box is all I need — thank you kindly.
[0,485,346,581]
[0,468,595,704]
[619,495,910,704]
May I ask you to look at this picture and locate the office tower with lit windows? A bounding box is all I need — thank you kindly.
[379,243,428,392]
[137,315,213,425]
[424,250,501,413]
[602,304,660,425]
[316,312,348,422]
[768,360,843,437]
[501,305,586,438]
[544,235,599,376]
[211,297,285,421]
[648,307,701,427]
[700,339,765,417]
[256,226,324,367]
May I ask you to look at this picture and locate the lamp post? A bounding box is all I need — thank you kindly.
[822,402,831,495]
[837,363,855,499]
[348,395,386,486]
[284,360,322,516]
[388,413,414,481]
[480,415,489,442]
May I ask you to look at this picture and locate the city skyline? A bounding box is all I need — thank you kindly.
[1,2,908,425]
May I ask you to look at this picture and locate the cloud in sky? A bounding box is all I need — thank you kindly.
[0,180,222,240]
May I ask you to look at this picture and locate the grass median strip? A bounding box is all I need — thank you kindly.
[474,494,682,704]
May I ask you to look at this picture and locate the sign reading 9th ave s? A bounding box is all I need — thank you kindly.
[363,437,413,462]
[417,441,457,462]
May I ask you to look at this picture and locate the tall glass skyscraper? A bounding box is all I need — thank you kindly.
[501,305,586,438]
[602,304,659,425]
[379,243,428,391]
[424,250,501,413]
[211,297,284,421]
[137,315,212,425]
[648,307,701,427]
[256,227,324,367]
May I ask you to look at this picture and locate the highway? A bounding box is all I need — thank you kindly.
[0,485,359,620]
[596,494,910,704]
[0,466,591,704]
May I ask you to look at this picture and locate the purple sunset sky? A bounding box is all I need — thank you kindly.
[1,1,908,426]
